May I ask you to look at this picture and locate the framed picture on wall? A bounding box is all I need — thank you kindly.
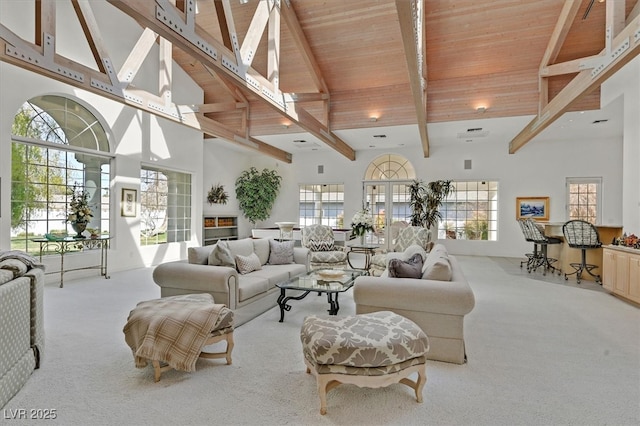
[516,197,549,221]
[121,188,137,217]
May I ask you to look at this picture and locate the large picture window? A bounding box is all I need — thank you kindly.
[10,96,111,254]
[140,166,192,245]
[438,181,498,241]
[299,184,344,227]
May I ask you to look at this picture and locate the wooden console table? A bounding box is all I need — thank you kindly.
[32,236,112,288]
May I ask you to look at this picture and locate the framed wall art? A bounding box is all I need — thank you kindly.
[516,197,549,221]
[121,188,137,217]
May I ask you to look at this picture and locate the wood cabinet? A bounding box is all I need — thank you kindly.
[203,215,238,246]
[602,246,640,304]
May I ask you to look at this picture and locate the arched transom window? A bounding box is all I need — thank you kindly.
[364,154,416,181]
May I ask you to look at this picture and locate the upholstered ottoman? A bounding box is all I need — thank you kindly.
[300,311,429,415]
[124,293,234,382]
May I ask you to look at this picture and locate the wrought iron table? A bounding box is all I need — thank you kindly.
[32,236,112,288]
[276,269,364,322]
[346,243,379,274]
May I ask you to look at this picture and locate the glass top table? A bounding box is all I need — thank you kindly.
[276,269,364,322]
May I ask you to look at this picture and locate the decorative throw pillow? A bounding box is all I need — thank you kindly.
[422,253,452,281]
[309,239,335,252]
[268,239,295,264]
[235,252,262,274]
[208,240,235,267]
[388,253,424,278]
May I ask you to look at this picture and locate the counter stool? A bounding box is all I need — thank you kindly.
[562,220,602,284]
[523,218,562,276]
[300,311,429,415]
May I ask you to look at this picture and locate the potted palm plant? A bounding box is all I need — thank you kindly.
[408,179,454,229]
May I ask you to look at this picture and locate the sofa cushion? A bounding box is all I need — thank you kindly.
[268,239,295,264]
[188,245,215,265]
[235,253,262,275]
[227,238,254,258]
[388,253,424,278]
[208,241,235,267]
[253,238,270,265]
[386,244,427,268]
[421,246,452,281]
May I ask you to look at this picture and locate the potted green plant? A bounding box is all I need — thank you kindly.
[207,183,229,205]
[235,167,282,226]
[408,179,454,229]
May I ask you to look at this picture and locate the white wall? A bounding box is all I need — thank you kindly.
[249,130,623,257]
[602,56,640,233]
[0,1,204,280]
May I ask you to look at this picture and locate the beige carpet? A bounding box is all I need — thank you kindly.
[4,256,640,425]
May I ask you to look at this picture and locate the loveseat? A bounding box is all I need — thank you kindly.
[153,238,310,326]
[353,244,475,364]
[0,254,45,408]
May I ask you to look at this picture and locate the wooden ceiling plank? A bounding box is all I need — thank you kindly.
[109,0,355,160]
[239,0,270,70]
[118,28,158,84]
[395,0,429,157]
[510,13,640,154]
[70,0,107,74]
[279,0,328,93]
[629,1,640,24]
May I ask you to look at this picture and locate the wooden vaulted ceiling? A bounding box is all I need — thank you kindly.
[2,0,640,162]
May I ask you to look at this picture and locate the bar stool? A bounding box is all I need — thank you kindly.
[562,220,602,284]
[523,218,562,276]
[517,218,539,271]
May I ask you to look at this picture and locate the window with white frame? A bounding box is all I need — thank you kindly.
[438,181,498,240]
[299,184,344,227]
[566,177,601,224]
[10,96,111,254]
[140,166,192,245]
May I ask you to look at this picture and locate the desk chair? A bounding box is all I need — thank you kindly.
[562,220,602,284]
[522,218,562,276]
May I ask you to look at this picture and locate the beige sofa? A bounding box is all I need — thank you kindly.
[353,244,475,364]
[153,238,310,326]
[0,256,45,408]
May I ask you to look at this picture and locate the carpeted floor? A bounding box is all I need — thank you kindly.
[4,255,640,425]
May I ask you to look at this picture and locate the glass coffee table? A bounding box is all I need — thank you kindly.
[276,269,364,322]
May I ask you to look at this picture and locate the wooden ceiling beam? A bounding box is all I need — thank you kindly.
[196,102,247,113]
[267,1,280,88]
[239,0,270,70]
[108,0,354,160]
[538,0,581,112]
[510,13,640,154]
[35,0,55,48]
[70,0,107,74]
[395,0,429,158]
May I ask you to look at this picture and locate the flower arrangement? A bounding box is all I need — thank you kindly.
[350,209,375,237]
[66,185,93,224]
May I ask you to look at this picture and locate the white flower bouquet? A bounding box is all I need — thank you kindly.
[350,209,374,237]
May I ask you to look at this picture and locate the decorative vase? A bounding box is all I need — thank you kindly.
[359,234,365,245]
[71,222,87,238]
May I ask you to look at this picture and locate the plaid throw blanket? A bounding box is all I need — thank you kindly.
[123,294,225,372]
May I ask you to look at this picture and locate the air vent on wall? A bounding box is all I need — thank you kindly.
[457,127,489,139]
[592,119,609,124]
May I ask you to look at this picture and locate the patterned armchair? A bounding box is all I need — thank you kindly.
[301,224,348,270]
[369,226,432,276]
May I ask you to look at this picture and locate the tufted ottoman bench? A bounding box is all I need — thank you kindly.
[300,311,429,415]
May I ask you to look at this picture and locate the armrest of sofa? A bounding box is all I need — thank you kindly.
[293,247,311,271]
[152,261,238,308]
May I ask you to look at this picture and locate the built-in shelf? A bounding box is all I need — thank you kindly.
[203,215,238,246]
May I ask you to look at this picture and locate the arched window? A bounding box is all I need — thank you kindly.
[363,154,415,248]
[11,95,112,253]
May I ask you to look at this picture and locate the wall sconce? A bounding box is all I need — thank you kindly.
[369,116,378,122]
[476,106,487,113]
